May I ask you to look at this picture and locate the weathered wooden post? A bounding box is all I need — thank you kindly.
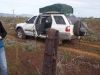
[42,28,59,75]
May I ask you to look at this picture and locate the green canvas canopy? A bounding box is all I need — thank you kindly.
[39,3,73,14]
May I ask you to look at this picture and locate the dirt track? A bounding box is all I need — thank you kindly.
[7,35,100,58]
[59,40,100,58]
[75,41,100,48]
[59,46,100,58]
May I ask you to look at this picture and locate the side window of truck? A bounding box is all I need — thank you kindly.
[54,16,66,24]
[36,16,41,24]
[28,16,37,23]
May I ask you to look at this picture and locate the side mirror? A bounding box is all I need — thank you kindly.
[26,20,29,23]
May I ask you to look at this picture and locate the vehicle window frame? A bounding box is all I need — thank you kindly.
[27,16,37,24]
[67,18,72,25]
[54,16,66,25]
[65,15,78,25]
[35,15,41,24]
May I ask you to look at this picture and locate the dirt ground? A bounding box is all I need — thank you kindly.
[1,17,100,75]
[5,34,100,75]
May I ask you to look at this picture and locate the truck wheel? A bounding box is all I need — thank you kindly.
[17,29,26,39]
[79,32,85,36]
[73,20,80,36]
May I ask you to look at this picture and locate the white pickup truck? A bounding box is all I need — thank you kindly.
[15,12,88,43]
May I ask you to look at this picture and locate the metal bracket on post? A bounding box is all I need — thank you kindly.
[42,28,59,75]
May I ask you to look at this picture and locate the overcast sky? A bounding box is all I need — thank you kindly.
[0,0,100,17]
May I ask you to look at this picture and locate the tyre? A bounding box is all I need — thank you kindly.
[17,29,26,39]
[73,20,80,36]
[79,31,85,36]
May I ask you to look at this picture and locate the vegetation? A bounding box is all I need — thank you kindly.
[82,18,100,41]
[0,16,100,75]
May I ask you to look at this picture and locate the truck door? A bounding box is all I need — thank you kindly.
[23,16,37,36]
[35,15,42,36]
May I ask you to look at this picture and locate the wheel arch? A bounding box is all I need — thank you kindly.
[16,26,23,31]
[16,27,26,39]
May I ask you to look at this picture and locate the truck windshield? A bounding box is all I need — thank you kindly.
[28,16,37,23]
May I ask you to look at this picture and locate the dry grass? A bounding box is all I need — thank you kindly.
[1,16,100,75]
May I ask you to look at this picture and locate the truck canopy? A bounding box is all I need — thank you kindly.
[39,3,73,14]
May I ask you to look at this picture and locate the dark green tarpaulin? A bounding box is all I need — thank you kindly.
[39,3,73,14]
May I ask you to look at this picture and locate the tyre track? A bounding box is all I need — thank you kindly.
[75,41,100,48]
[7,35,100,58]
[59,46,100,58]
